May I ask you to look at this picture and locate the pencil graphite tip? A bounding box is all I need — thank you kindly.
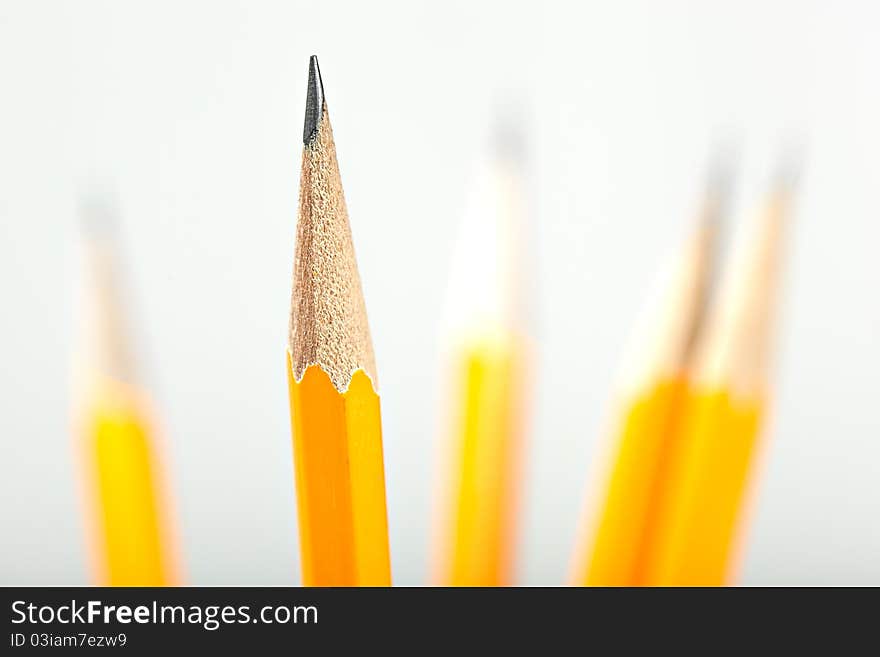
[303,55,325,145]
[78,194,121,240]
[774,144,804,194]
[705,141,738,200]
[491,118,526,165]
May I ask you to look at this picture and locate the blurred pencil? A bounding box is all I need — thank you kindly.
[286,56,391,586]
[644,159,798,585]
[433,120,532,586]
[570,156,731,586]
[73,198,179,586]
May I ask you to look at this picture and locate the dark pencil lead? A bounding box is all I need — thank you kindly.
[303,55,325,145]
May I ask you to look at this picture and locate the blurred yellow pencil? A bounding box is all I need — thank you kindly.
[433,123,532,586]
[73,199,179,586]
[644,162,797,585]
[571,162,729,586]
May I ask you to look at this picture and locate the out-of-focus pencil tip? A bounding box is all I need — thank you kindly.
[705,140,738,200]
[699,142,737,238]
[775,142,805,193]
[489,101,528,165]
[303,55,325,145]
[78,194,120,240]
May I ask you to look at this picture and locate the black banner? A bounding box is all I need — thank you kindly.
[0,587,872,651]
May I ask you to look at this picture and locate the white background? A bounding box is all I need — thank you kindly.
[1,0,878,585]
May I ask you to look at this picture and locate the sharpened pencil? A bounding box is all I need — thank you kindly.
[73,198,179,586]
[433,120,532,586]
[286,56,391,586]
[644,161,797,585]
[571,158,731,586]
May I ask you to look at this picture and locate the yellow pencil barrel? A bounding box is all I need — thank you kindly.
[288,360,391,586]
[79,379,176,586]
[645,389,763,585]
[576,377,688,586]
[440,339,526,586]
